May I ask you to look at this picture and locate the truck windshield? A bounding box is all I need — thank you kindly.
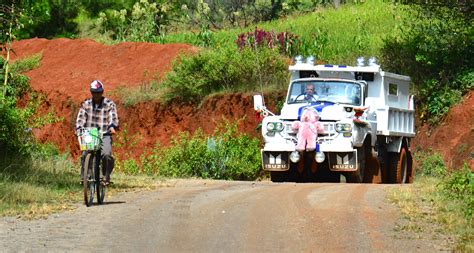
[287,80,362,105]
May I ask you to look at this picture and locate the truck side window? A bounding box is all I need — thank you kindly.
[353,86,361,105]
[389,83,398,96]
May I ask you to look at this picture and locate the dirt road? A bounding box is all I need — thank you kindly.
[0,180,444,252]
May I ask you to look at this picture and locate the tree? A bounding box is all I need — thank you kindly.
[381,1,473,123]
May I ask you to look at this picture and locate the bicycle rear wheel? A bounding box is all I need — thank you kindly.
[96,155,106,204]
[83,153,95,207]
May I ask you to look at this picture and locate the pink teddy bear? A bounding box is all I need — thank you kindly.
[291,108,323,151]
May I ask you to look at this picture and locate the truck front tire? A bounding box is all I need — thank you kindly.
[270,171,288,182]
[345,140,370,183]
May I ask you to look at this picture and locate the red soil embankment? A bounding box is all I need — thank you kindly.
[413,90,474,170]
[11,38,196,102]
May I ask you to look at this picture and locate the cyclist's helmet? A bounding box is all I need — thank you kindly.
[90,80,104,93]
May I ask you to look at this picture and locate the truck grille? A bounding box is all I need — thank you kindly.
[285,123,297,134]
[323,123,335,133]
[320,122,336,138]
[283,122,336,139]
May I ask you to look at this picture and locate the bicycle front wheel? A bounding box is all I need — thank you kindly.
[96,155,106,204]
[83,153,95,207]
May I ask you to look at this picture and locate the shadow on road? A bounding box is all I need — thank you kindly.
[91,201,126,206]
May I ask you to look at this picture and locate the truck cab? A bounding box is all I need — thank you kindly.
[254,57,415,183]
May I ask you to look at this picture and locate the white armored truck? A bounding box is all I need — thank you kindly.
[254,57,415,183]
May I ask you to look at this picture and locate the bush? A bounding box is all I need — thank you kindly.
[0,104,30,154]
[115,158,140,175]
[96,0,160,42]
[419,79,462,124]
[203,121,261,180]
[160,46,287,102]
[158,120,262,180]
[159,131,209,178]
[416,151,447,177]
[0,56,33,155]
[441,164,474,218]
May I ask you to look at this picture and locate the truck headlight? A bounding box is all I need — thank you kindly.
[266,122,275,131]
[290,151,300,163]
[335,123,352,132]
[315,152,325,163]
[266,122,284,132]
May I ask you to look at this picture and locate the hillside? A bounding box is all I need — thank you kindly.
[11,38,271,161]
[11,38,473,170]
[413,91,474,170]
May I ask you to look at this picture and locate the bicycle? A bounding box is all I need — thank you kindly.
[77,127,107,207]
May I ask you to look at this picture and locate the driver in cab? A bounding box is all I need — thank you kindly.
[303,83,317,102]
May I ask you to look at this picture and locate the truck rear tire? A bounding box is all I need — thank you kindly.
[389,146,408,184]
[375,141,390,183]
[407,149,414,183]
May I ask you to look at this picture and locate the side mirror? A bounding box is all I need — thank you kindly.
[253,94,263,111]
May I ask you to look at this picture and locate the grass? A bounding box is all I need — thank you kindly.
[0,153,160,219]
[388,153,474,252]
[163,0,405,64]
[110,80,164,107]
[10,53,43,73]
[76,1,407,65]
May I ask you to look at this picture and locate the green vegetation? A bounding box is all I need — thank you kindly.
[388,151,473,251]
[96,0,162,42]
[80,0,472,124]
[0,151,78,217]
[111,80,163,107]
[160,47,288,102]
[7,0,339,40]
[0,57,34,154]
[166,0,402,64]
[15,1,81,39]
[154,1,406,103]
[115,120,262,181]
[381,4,473,124]
[0,48,72,216]
[10,53,42,73]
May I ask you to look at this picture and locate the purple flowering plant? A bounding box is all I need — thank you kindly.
[235,27,301,56]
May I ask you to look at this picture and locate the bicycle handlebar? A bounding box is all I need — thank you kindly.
[76,127,111,137]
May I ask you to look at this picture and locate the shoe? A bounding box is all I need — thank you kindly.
[101,176,110,186]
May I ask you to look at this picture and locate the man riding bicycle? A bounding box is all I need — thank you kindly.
[76,80,119,185]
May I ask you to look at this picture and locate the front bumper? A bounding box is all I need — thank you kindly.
[260,148,359,172]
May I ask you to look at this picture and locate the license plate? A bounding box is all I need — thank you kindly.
[329,152,357,171]
[262,151,289,171]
